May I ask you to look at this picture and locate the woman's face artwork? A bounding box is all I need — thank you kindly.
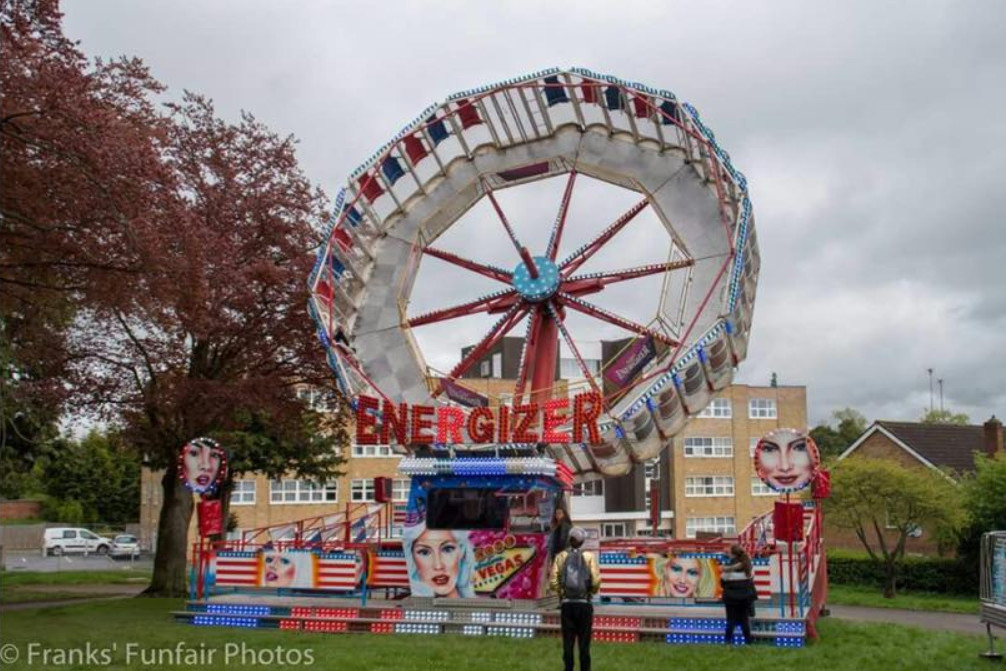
[181,439,225,494]
[411,528,463,598]
[755,429,820,493]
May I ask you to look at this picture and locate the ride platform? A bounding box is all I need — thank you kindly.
[174,591,810,648]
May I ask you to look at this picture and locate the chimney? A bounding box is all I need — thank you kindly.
[984,416,1004,458]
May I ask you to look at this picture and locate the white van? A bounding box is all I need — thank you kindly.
[43,528,112,556]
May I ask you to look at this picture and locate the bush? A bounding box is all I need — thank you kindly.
[41,498,86,525]
[827,552,975,595]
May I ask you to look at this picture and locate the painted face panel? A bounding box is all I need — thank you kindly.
[263,552,296,587]
[180,438,226,494]
[663,556,702,597]
[412,528,463,598]
[755,429,820,493]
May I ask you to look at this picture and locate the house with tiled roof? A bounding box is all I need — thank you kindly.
[828,416,1003,554]
[838,416,1003,480]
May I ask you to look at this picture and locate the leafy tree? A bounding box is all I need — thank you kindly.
[42,429,139,524]
[3,3,347,596]
[810,407,868,462]
[957,452,1006,573]
[826,458,965,597]
[920,408,970,425]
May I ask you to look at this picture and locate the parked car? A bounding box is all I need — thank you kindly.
[43,527,112,556]
[109,534,141,559]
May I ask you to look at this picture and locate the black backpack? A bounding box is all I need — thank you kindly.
[562,548,591,600]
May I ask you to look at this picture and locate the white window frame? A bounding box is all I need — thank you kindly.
[748,398,778,419]
[230,479,256,506]
[480,360,492,377]
[572,480,604,497]
[601,522,627,538]
[351,478,375,502]
[270,479,338,504]
[351,444,396,458]
[749,437,760,456]
[392,478,410,503]
[683,437,734,458]
[697,398,732,418]
[685,516,736,539]
[751,477,776,496]
[685,476,735,497]
[644,458,660,510]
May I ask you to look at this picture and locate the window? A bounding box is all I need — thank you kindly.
[749,437,760,456]
[685,516,736,539]
[683,437,733,458]
[393,479,410,503]
[749,398,777,419]
[492,352,503,378]
[560,357,600,380]
[63,530,77,539]
[751,477,776,496]
[480,360,492,377]
[231,479,256,505]
[352,444,396,458]
[427,488,508,530]
[270,480,338,504]
[697,398,732,418]
[685,476,735,497]
[296,386,334,412]
[351,479,375,502]
[572,480,604,497]
[644,458,660,510]
[601,522,627,538]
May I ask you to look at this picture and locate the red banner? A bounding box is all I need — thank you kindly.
[198,499,224,537]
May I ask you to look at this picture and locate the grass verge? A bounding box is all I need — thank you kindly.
[827,584,978,614]
[0,598,994,671]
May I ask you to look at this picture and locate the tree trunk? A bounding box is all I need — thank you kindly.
[883,560,897,599]
[142,462,194,597]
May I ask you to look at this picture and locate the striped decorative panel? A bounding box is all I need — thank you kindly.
[317,553,360,590]
[214,552,260,586]
[598,554,655,596]
[368,551,409,588]
[752,560,773,599]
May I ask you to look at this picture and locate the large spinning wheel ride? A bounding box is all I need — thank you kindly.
[308,67,760,480]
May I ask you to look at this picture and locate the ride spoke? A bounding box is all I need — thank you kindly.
[545,170,577,260]
[563,259,695,297]
[483,183,527,255]
[424,246,512,284]
[559,198,649,276]
[439,303,528,389]
[543,301,604,399]
[407,289,520,328]
[557,292,679,347]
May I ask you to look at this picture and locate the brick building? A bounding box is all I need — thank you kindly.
[828,416,1004,553]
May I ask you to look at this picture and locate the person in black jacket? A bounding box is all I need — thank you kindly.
[549,504,572,564]
[720,544,757,644]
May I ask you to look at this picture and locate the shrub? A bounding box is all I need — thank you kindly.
[827,552,975,596]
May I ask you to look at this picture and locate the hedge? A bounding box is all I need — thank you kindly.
[827,552,977,596]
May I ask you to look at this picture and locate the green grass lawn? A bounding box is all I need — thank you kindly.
[828,584,978,614]
[0,598,994,671]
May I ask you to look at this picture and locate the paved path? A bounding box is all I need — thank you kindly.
[0,584,146,612]
[828,604,987,636]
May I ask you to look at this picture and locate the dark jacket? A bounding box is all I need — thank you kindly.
[550,520,571,557]
[721,577,758,605]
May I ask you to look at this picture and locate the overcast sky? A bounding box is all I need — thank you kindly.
[62,0,1006,427]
